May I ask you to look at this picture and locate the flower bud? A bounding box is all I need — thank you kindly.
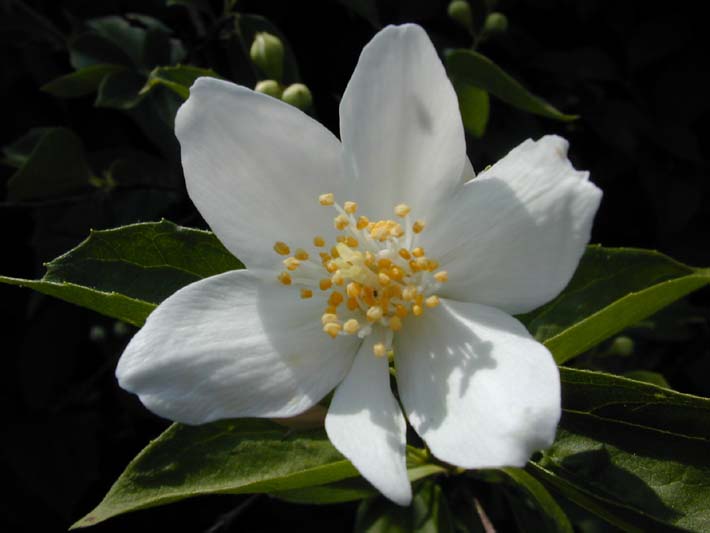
[250,32,285,81]
[609,336,634,357]
[483,12,508,34]
[447,0,473,32]
[281,83,312,110]
[254,79,283,99]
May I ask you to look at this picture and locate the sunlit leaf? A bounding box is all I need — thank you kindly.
[141,65,220,100]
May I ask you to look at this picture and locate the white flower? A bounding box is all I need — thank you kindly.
[116,24,602,506]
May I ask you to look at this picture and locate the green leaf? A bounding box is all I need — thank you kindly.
[140,65,220,100]
[5,127,91,201]
[500,468,574,533]
[95,70,146,109]
[71,420,359,529]
[622,370,671,388]
[445,49,577,122]
[355,479,454,533]
[519,246,710,364]
[529,368,710,531]
[41,64,127,98]
[451,79,489,137]
[0,220,241,326]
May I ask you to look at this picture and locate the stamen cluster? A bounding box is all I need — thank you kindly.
[273,194,448,357]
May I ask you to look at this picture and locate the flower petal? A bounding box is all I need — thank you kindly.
[395,299,560,469]
[175,78,347,271]
[325,335,411,506]
[339,24,465,221]
[116,270,360,424]
[424,135,602,314]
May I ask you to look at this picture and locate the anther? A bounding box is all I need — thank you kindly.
[399,249,411,260]
[412,304,424,316]
[347,297,359,310]
[402,286,417,301]
[283,257,300,271]
[319,278,333,291]
[344,201,358,214]
[412,247,425,257]
[313,236,326,247]
[321,313,338,325]
[425,295,440,308]
[389,316,402,331]
[334,214,350,230]
[366,306,383,322]
[394,203,411,217]
[343,319,360,334]
[373,342,387,357]
[434,271,449,283]
[345,236,359,247]
[294,248,309,260]
[378,272,391,286]
[323,322,342,338]
[395,304,408,318]
[273,241,290,255]
[300,288,313,299]
[319,193,335,206]
[277,272,292,285]
[331,271,345,285]
[356,216,370,230]
[346,282,362,299]
[328,291,344,307]
[412,220,426,233]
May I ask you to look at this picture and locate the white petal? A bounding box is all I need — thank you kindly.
[339,24,465,221]
[325,335,411,506]
[424,135,602,314]
[461,156,475,184]
[175,78,347,271]
[395,299,560,469]
[116,270,360,424]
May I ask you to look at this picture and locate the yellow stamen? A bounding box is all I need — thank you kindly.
[412,219,426,233]
[402,286,417,301]
[366,305,383,322]
[356,216,370,230]
[412,304,423,316]
[326,260,338,273]
[328,291,344,307]
[321,313,338,325]
[300,288,313,299]
[294,248,309,261]
[347,297,359,310]
[331,270,345,285]
[319,278,333,291]
[425,295,440,308]
[377,258,392,269]
[319,193,335,206]
[373,342,387,357]
[394,203,411,217]
[389,316,402,331]
[412,247,425,257]
[343,318,360,334]
[334,214,350,230]
[389,266,404,281]
[346,282,362,299]
[313,236,326,247]
[283,257,300,271]
[273,241,290,255]
[395,304,408,318]
[323,322,341,338]
[398,249,411,260]
[345,236,359,247]
[325,306,337,314]
[277,272,292,285]
[434,271,449,283]
[378,272,391,286]
[389,223,404,237]
[344,201,358,214]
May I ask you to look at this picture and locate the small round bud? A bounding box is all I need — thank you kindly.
[281,83,313,110]
[250,32,285,81]
[254,79,283,99]
[609,336,634,357]
[447,0,473,32]
[483,12,508,34]
[89,325,106,342]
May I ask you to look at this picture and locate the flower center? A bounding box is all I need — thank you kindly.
[273,193,448,357]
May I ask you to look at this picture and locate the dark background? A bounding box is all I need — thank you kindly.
[1,0,708,531]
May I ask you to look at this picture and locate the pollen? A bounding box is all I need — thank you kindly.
[394,203,411,217]
[319,193,335,206]
[323,322,341,338]
[279,194,447,356]
[273,241,290,255]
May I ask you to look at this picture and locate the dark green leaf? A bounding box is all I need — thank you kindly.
[235,14,301,84]
[41,64,127,98]
[451,79,489,137]
[0,220,242,326]
[355,479,454,533]
[622,370,671,388]
[446,49,577,122]
[70,420,359,529]
[519,246,710,363]
[141,65,220,100]
[5,128,91,201]
[85,16,146,68]
[529,368,710,531]
[500,468,574,533]
[95,70,146,109]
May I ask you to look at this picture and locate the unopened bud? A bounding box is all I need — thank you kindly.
[447,0,473,32]
[250,32,285,81]
[609,336,634,357]
[255,79,283,99]
[483,12,508,34]
[281,83,312,110]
